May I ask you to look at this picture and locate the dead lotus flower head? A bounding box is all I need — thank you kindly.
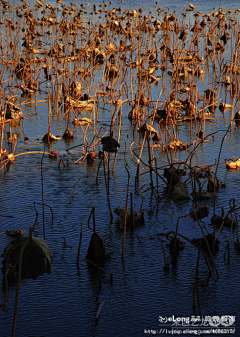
[1,228,52,283]
[101,135,120,153]
[70,80,82,98]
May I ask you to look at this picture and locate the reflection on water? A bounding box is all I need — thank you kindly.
[0,0,240,336]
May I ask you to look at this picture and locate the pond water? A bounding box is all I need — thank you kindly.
[0,0,240,336]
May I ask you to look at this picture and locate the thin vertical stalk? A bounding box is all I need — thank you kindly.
[11,228,32,337]
[147,133,154,192]
[41,152,45,240]
[122,165,130,259]
[103,155,112,222]
[77,210,89,266]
